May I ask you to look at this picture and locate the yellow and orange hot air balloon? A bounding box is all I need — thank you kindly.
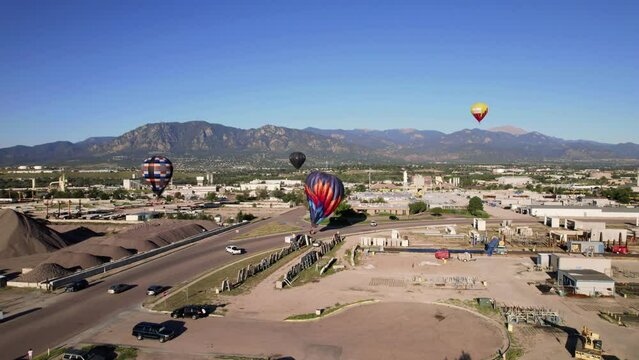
[470,102,489,123]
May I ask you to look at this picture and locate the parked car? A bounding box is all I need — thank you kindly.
[225,245,244,255]
[108,284,129,294]
[170,305,209,319]
[131,322,174,342]
[64,279,89,292]
[146,285,164,296]
[370,221,377,227]
[312,240,322,247]
[62,349,104,360]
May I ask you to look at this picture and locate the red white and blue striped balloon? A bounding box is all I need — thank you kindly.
[142,156,173,197]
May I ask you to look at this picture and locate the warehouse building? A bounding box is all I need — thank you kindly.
[557,269,615,297]
[549,254,612,277]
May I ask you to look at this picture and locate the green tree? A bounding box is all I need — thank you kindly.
[256,188,269,200]
[353,184,367,192]
[206,192,218,202]
[430,207,443,216]
[603,187,633,204]
[270,189,285,199]
[467,196,484,215]
[409,201,428,214]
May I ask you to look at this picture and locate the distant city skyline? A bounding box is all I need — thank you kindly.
[1,1,637,148]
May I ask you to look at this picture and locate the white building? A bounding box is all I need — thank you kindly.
[496,176,532,186]
[527,205,639,219]
[557,269,615,296]
[549,254,612,277]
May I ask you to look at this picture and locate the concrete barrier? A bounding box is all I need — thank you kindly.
[46,222,247,290]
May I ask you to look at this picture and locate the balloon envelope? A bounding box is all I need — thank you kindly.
[304,171,344,226]
[142,156,173,197]
[470,102,489,123]
[289,152,306,169]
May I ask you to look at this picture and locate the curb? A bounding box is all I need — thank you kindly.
[284,299,379,322]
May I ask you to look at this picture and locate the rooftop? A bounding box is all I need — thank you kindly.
[561,269,614,282]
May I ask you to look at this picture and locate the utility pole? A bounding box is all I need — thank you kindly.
[368,168,372,191]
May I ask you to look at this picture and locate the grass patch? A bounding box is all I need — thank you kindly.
[506,332,525,360]
[438,209,490,218]
[287,241,345,287]
[34,347,67,360]
[440,298,500,319]
[234,222,300,239]
[151,246,302,311]
[116,346,138,359]
[286,299,375,320]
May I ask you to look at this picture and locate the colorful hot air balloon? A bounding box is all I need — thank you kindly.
[142,156,173,197]
[470,102,489,123]
[289,152,306,169]
[304,171,344,229]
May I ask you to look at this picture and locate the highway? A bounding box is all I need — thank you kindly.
[0,208,533,359]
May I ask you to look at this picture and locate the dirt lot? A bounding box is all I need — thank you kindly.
[70,230,639,359]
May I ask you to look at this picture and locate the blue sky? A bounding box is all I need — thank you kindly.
[1,0,637,147]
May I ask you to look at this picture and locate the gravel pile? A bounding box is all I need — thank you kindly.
[17,263,73,283]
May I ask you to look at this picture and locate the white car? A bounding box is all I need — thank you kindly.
[225,245,244,255]
[370,221,377,227]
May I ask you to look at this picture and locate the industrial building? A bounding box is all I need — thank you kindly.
[557,269,615,296]
[566,241,605,254]
[527,205,639,220]
[549,254,612,277]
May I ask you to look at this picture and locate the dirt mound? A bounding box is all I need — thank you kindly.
[0,209,69,259]
[47,251,104,270]
[70,244,133,261]
[17,263,73,283]
[99,222,205,252]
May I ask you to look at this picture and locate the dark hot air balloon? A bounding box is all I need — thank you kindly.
[289,152,306,169]
[304,171,344,230]
[142,156,173,197]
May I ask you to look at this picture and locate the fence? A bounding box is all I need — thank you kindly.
[46,222,247,290]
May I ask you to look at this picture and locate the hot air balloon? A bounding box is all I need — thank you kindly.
[470,102,489,123]
[289,152,306,169]
[304,171,344,231]
[142,155,173,197]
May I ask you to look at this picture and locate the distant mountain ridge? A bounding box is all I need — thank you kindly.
[1,121,638,166]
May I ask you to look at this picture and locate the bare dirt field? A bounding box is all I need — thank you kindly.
[82,302,506,360]
[68,228,639,360]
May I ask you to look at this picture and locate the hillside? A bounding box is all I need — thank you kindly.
[1,121,638,165]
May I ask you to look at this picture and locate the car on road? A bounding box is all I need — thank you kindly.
[370,221,377,227]
[131,322,174,342]
[107,284,129,294]
[64,279,89,292]
[171,305,209,319]
[225,245,244,255]
[312,240,322,247]
[146,285,164,296]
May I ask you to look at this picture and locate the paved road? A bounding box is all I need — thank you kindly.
[0,208,528,359]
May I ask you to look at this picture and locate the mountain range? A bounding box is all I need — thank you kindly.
[1,121,638,166]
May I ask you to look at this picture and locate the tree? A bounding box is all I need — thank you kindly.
[206,192,218,202]
[256,188,269,200]
[270,189,285,199]
[353,184,367,193]
[409,201,428,214]
[334,201,353,217]
[236,211,256,222]
[467,196,484,215]
[430,207,443,216]
[603,187,633,204]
